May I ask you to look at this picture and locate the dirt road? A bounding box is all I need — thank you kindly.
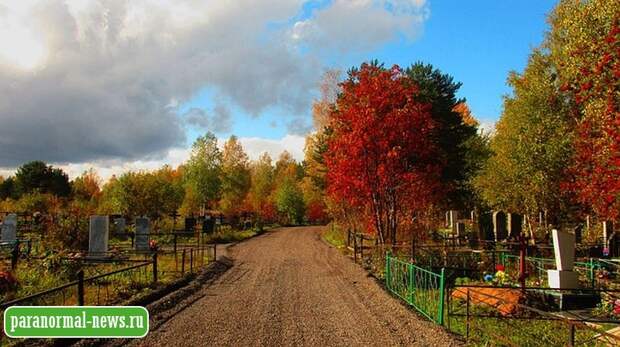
[136,226,460,346]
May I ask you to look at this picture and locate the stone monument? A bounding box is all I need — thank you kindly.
[135,217,150,251]
[548,229,579,289]
[1,213,17,242]
[88,215,109,257]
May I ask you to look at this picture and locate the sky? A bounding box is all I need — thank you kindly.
[0,0,557,180]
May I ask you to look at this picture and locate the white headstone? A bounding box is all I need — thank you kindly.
[89,215,109,255]
[548,229,579,289]
[135,217,150,251]
[1,214,17,241]
[448,210,458,228]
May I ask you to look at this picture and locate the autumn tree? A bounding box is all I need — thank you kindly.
[248,152,276,224]
[547,0,620,220]
[220,136,251,219]
[72,169,102,202]
[475,51,573,226]
[183,132,222,213]
[325,62,443,245]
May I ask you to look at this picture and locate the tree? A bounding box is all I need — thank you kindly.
[275,178,305,225]
[184,132,222,213]
[14,161,71,197]
[220,136,251,219]
[0,177,17,200]
[325,62,443,244]
[405,63,481,209]
[248,152,276,223]
[72,169,101,202]
[546,0,620,220]
[475,51,573,224]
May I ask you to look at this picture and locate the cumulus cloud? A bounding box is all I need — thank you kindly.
[183,103,232,134]
[290,0,429,52]
[0,0,429,169]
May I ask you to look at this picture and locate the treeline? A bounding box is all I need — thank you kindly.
[308,0,619,244]
[0,134,327,228]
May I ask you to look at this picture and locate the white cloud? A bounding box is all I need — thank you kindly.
[0,0,429,170]
[0,134,306,181]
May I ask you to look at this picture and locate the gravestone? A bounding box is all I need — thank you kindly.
[113,217,126,234]
[470,210,476,222]
[507,213,523,239]
[455,222,466,238]
[448,210,458,229]
[493,211,507,241]
[445,211,450,228]
[548,229,578,289]
[202,216,215,233]
[574,224,583,244]
[603,221,614,246]
[88,215,109,256]
[478,212,494,243]
[135,217,150,251]
[185,217,196,233]
[1,214,17,241]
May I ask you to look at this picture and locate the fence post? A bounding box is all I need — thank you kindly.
[152,252,158,284]
[11,240,19,270]
[77,270,85,306]
[174,234,177,254]
[385,252,391,290]
[438,268,446,325]
[190,248,194,273]
[213,243,217,262]
[354,234,358,263]
[589,258,595,288]
[466,288,470,341]
[568,323,575,347]
[408,263,414,305]
[181,249,186,275]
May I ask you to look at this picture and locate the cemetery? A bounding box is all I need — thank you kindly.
[326,209,620,346]
[0,209,260,343]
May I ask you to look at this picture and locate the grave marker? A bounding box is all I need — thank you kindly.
[448,210,458,229]
[1,213,17,241]
[88,215,109,256]
[202,215,215,234]
[493,211,507,241]
[548,229,578,289]
[113,217,126,234]
[135,217,150,251]
[507,213,523,239]
[185,217,196,233]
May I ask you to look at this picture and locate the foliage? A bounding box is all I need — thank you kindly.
[546,0,620,220]
[13,161,71,198]
[275,178,305,225]
[72,169,102,203]
[219,136,251,219]
[475,51,573,220]
[325,62,443,244]
[98,167,183,218]
[405,63,483,209]
[184,132,222,212]
[248,152,277,223]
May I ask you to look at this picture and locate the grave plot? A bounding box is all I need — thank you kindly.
[327,207,620,346]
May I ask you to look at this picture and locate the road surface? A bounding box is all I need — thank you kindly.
[136,226,460,346]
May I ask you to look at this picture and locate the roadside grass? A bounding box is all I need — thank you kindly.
[322,224,346,249]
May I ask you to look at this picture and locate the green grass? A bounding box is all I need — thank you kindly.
[322,224,346,249]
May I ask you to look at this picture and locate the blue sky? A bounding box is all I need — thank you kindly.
[0,0,559,178]
[182,0,557,141]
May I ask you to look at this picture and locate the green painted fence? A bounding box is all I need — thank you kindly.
[385,253,446,325]
[500,253,599,287]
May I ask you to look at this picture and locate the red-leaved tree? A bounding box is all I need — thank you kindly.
[325,63,444,245]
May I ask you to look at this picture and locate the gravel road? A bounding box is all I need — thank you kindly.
[135,226,461,346]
